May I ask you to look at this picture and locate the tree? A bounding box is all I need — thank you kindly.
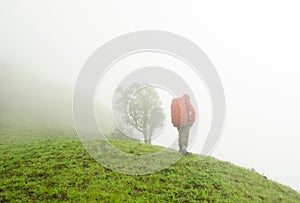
[113,83,165,144]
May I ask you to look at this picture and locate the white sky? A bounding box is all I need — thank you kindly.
[1,0,300,191]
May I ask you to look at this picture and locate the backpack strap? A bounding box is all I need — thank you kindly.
[184,101,191,123]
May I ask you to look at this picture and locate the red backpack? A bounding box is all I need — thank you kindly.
[171,97,196,127]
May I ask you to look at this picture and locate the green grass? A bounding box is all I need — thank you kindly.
[1,126,300,202]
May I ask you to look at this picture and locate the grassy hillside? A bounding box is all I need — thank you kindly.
[1,128,300,203]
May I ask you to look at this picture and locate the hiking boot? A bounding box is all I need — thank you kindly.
[181,150,192,156]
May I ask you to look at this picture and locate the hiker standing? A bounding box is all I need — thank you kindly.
[171,94,196,154]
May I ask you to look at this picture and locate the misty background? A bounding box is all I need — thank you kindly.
[1,0,300,191]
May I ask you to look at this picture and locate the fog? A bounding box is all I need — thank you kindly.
[0,66,72,130]
[1,0,300,191]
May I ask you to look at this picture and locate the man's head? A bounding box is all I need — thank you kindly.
[182,94,190,102]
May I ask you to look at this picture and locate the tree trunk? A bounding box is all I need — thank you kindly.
[143,130,148,144]
[148,130,153,144]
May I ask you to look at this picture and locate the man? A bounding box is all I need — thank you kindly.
[171,94,196,154]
